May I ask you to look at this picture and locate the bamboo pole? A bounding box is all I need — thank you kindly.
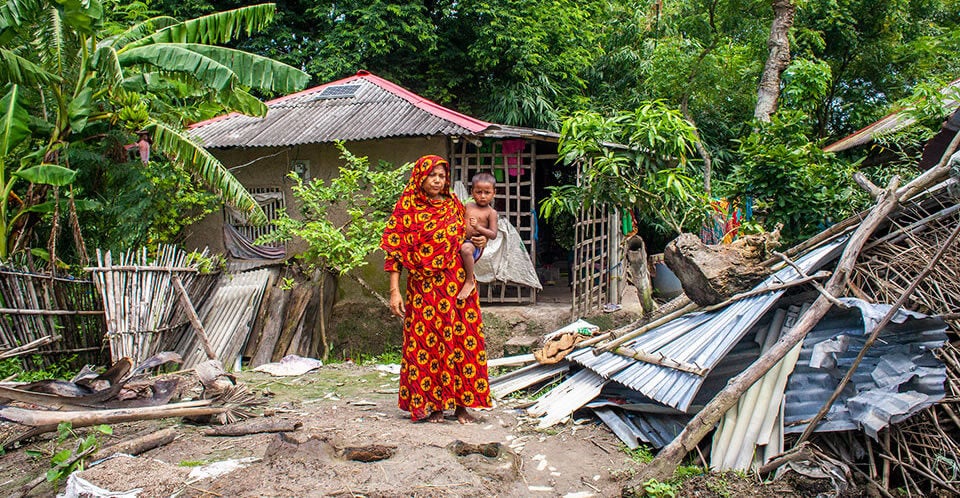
[172,275,216,360]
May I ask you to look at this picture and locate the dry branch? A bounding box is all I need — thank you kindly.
[97,427,177,458]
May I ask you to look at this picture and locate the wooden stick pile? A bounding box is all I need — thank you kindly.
[851,185,960,330]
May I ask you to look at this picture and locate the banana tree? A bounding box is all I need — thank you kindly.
[0,1,310,260]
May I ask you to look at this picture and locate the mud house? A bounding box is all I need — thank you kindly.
[186,70,624,315]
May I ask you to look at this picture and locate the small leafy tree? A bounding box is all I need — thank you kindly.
[541,101,703,313]
[727,110,866,245]
[259,143,410,358]
[542,100,705,236]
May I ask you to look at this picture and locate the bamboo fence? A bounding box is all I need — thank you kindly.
[87,246,219,365]
[0,267,106,367]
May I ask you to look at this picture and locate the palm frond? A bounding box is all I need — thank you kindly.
[119,43,238,92]
[123,4,276,50]
[0,0,42,32]
[43,5,63,76]
[1,84,31,156]
[0,48,58,85]
[180,44,309,94]
[218,87,267,117]
[144,121,266,225]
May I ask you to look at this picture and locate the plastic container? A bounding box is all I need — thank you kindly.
[650,253,683,298]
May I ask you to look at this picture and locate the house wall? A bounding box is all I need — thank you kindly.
[182,136,448,304]
[184,136,448,255]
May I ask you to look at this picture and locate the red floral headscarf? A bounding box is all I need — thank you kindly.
[380,155,465,276]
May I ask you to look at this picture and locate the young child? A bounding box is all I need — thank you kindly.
[458,173,498,300]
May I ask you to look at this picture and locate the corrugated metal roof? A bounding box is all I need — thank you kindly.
[189,70,561,150]
[823,78,960,153]
[783,298,947,438]
[568,237,849,412]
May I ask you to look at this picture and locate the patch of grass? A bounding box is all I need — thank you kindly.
[358,346,402,365]
[642,478,679,498]
[0,355,82,382]
[178,460,209,467]
[622,445,655,464]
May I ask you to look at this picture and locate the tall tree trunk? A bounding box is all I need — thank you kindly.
[754,0,796,122]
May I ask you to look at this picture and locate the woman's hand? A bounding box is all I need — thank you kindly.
[388,271,405,318]
[390,288,405,317]
[470,235,487,249]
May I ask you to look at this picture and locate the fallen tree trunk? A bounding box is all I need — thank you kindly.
[0,400,220,428]
[625,175,902,491]
[202,417,302,436]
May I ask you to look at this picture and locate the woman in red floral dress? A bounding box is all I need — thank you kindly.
[380,155,492,423]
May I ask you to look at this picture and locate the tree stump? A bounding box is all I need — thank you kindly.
[663,232,777,306]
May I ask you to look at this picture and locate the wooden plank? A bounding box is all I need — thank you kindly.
[249,285,289,367]
[271,284,312,362]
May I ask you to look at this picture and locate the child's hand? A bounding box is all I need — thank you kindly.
[469,217,477,227]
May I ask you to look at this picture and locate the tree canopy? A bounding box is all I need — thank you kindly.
[6,0,960,261]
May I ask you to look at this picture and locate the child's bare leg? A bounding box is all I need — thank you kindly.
[454,406,476,424]
[458,243,477,300]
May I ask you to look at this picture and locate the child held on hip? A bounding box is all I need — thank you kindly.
[458,173,498,300]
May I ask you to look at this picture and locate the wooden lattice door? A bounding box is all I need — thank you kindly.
[451,139,537,304]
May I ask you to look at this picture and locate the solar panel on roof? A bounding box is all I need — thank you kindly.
[315,84,361,99]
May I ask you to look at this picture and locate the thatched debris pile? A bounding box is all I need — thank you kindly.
[493,149,960,496]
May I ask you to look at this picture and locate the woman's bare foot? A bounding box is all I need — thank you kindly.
[425,411,445,423]
[454,406,476,424]
[456,280,476,301]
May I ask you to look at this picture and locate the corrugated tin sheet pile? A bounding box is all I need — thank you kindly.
[491,178,960,494]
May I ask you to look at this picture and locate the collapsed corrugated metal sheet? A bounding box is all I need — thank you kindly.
[174,268,275,369]
[567,237,848,412]
[783,298,947,439]
[711,304,809,471]
[591,406,689,449]
[527,368,608,428]
[490,361,569,400]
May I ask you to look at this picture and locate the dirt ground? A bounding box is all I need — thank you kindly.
[1,361,850,498]
[0,290,851,497]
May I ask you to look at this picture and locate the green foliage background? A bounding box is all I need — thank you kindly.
[5,0,960,259]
